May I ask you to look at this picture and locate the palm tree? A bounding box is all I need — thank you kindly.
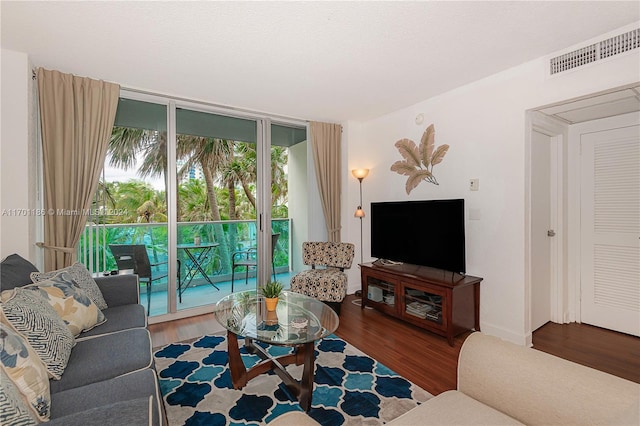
[109,128,169,190]
[177,135,235,268]
[178,179,212,221]
[224,142,257,215]
[103,179,167,263]
[107,126,170,262]
[270,146,288,218]
[107,180,165,224]
[88,180,117,224]
[106,126,290,277]
[221,143,288,219]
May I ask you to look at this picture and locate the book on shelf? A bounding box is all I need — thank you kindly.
[405,301,432,318]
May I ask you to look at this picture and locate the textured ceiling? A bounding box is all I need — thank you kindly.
[1,1,638,122]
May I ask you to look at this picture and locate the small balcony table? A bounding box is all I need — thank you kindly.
[176,241,220,301]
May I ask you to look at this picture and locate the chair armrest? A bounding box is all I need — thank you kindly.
[94,274,140,307]
[232,248,256,261]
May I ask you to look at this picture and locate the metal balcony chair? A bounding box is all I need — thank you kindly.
[109,244,168,316]
[231,233,280,292]
[289,241,355,315]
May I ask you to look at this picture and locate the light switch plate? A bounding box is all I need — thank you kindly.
[470,178,479,191]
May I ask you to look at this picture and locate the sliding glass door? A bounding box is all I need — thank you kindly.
[80,97,170,316]
[81,91,308,320]
[174,107,260,311]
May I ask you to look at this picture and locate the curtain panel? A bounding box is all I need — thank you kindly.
[37,68,120,270]
[310,121,342,242]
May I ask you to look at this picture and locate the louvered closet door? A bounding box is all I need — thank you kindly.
[580,125,639,336]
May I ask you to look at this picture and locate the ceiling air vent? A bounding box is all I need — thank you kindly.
[550,28,639,75]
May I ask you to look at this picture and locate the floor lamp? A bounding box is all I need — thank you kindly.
[352,168,369,265]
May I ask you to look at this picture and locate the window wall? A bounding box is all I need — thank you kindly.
[79,91,308,321]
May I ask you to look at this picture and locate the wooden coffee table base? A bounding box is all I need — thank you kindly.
[226,331,316,412]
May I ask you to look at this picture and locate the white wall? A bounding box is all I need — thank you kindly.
[344,25,640,344]
[1,48,38,263]
[343,120,366,268]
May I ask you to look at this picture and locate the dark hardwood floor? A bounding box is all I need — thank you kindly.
[148,294,640,396]
[531,321,640,383]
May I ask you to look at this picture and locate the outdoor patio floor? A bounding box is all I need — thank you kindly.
[143,271,294,317]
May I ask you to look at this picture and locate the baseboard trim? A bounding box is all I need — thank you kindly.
[480,322,528,346]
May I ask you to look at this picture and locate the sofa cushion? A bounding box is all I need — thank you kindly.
[0,320,50,422]
[31,262,107,310]
[388,390,523,425]
[22,272,106,337]
[267,411,320,426]
[0,254,39,291]
[50,368,161,426]
[94,274,140,307]
[458,332,640,426]
[49,328,153,393]
[48,397,158,426]
[1,288,75,380]
[76,304,146,339]
[0,368,37,425]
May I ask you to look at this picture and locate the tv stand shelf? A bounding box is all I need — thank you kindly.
[360,262,482,346]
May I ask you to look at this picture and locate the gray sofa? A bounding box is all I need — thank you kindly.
[0,254,164,426]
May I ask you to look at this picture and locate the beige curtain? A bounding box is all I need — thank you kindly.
[37,68,120,270]
[310,121,342,242]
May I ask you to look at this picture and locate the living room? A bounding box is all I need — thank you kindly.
[1,2,639,425]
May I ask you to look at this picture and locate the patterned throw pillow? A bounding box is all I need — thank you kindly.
[0,319,50,422]
[0,369,37,426]
[1,288,75,380]
[23,272,107,337]
[31,262,107,310]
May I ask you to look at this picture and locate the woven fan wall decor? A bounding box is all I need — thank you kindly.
[390,124,449,194]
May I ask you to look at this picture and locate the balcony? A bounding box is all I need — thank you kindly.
[78,218,292,316]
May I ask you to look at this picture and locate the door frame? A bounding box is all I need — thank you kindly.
[525,111,568,346]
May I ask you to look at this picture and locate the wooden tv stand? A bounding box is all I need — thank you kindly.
[360,262,482,346]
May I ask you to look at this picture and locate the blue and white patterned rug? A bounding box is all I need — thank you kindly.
[154,333,432,425]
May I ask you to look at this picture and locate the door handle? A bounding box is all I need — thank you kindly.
[547,230,556,237]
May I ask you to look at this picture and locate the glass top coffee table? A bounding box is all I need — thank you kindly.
[214,290,339,411]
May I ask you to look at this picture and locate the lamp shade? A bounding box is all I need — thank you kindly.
[354,207,365,218]
[351,169,369,180]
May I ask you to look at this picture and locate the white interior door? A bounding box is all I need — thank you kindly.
[580,124,640,336]
[531,130,553,331]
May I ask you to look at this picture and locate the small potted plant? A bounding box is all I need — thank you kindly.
[260,281,283,311]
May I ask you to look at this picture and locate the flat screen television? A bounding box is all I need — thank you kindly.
[370,199,466,273]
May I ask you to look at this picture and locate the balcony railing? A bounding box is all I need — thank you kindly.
[78,218,291,289]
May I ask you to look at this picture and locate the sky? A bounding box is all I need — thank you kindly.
[103,155,165,190]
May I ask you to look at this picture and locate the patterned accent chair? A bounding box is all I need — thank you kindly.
[289,241,355,314]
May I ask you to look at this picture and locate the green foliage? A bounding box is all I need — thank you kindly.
[260,281,283,298]
[104,127,290,223]
[81,123,294,274]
